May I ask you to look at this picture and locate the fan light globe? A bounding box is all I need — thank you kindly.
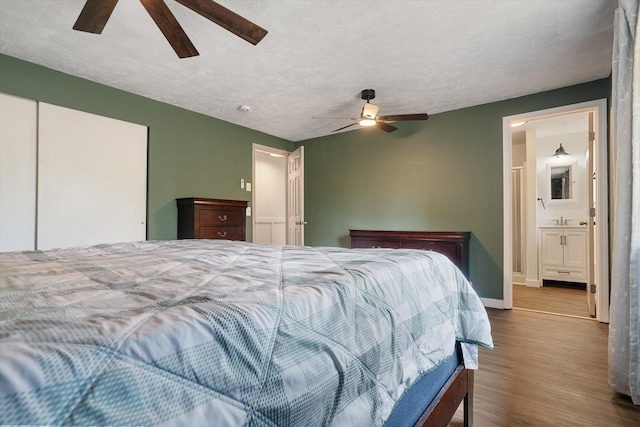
[359,118,377,127]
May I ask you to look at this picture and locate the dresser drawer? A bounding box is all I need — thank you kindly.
[177,198,248,241]
[542,265,587,282]
[198,226,244,241]
[198,208,244,226]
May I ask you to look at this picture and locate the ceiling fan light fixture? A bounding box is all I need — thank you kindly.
[359,118,377,127]
[320,88,429,133]
[554,143,569,157]
[362,103,379,120]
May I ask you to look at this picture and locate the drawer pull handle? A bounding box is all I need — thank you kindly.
[218,215,228,222]
[558,271,571,274]
[217,231,227,237]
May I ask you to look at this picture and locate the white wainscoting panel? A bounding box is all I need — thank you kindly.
[255,217,286,245]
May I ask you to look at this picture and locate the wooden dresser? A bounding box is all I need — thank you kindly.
[177,198,248,241]
[350,230,470,277]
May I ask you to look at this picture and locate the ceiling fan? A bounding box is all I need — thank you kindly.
[314,89,429,133]
[73,0,268,58]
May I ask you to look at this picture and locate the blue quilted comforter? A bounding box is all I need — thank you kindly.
[0,240,492,426]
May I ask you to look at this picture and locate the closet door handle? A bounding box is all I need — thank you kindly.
[218,215,228,222]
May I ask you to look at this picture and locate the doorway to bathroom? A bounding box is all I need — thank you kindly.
[252,143,306,246]
[502,100,609,322]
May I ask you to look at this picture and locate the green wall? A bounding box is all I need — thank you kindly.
[0,53,609,300]
[0,54,294,241]
[299,79,610,300]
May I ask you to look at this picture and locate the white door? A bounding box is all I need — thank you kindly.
[37,103,147,250]
[587,112,597,316]
[0,93,38,251]
[287,146,304,245]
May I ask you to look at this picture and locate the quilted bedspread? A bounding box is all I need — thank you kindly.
[0,240,492,426]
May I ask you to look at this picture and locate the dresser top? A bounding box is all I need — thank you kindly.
[176,198,248,208]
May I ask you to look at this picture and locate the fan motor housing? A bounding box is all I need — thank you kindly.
[361,89,376,101]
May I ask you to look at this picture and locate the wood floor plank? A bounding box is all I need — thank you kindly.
[448,309,640,426]
[512,283,591,318]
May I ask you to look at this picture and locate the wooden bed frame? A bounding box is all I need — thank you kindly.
[350,230,474,427]
[349,230,470,277]
[416,364,474,427]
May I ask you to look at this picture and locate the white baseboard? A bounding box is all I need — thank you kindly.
[512,274,525,285]
[526,278,541,287]
[481,298,504,309]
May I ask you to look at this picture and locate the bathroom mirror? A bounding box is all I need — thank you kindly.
[550,165,572,199]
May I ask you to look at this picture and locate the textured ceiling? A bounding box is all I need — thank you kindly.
[0,0,616,142]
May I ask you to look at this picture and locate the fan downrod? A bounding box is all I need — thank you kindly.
[361,89,375,102]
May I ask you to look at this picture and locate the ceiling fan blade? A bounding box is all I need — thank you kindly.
[175,0,268,45]
[73,0,119,34]
[140,0,199,58]
[333,123,359,132]
[376,122,398,133]
[313,117,359,120]
[377,113,429,122]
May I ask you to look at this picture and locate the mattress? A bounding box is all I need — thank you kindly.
[0,240,493,426]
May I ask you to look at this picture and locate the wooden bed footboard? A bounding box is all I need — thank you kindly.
[414,364,474,427]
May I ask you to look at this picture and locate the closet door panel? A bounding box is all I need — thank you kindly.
[37,103,147,250]
[0,93,37,251]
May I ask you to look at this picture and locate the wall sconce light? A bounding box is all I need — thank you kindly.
[554,143,569,157]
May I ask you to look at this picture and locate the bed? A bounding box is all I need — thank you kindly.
[0,239,493,426]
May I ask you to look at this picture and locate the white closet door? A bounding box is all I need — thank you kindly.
[37,103,147,250]
[0,93,37,251]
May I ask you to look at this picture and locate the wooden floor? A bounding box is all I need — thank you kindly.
[512,283,591,318]
[448,309,640,426]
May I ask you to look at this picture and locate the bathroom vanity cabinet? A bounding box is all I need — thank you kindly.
[539,227,587,284]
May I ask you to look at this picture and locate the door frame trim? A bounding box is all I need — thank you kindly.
[502,99,609,322]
